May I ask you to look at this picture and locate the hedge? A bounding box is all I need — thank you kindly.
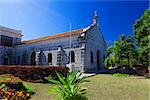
[108,65,148,76]
[0,66,69,82]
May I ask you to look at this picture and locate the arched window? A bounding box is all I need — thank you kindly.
[90,51,93,63]
[97,50,101,69]
[69,51,75,63]
[48,53,52,63]
[103,54,105,62]
[30,52,36,66]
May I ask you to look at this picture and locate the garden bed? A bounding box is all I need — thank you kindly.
[0,78,34,100]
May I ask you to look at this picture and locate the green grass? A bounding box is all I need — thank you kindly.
[84,75,149,100]
[0,74,149,100]
[112,73,129,77]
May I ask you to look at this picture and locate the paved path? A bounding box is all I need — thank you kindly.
[80,73,96,78]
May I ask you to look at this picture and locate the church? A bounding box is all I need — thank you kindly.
[0,12,107,72]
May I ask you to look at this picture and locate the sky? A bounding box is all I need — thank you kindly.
[0,0,149,46]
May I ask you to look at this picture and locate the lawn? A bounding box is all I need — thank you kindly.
[0,74,149,100]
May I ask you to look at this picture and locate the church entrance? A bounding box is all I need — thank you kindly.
[30,52,36,66]
[97,50,101,70]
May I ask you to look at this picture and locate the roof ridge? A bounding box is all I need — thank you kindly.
[22,28,85,44]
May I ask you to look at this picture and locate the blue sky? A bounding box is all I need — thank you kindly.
[0,0,149,46]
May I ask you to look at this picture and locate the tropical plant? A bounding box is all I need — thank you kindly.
[46,71,87,100]
[133,8,150,66]
[105,34,138,68]
[105,55,116,68]
[121,35,138,67]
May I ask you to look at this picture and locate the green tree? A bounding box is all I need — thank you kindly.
[133,8,150,66]
[47,71,87,100]
[121,36,138,67]
[105,34,138,68]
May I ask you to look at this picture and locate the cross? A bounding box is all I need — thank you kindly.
[94,11,97,16]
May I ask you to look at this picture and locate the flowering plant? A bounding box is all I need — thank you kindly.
[0,78,34,100]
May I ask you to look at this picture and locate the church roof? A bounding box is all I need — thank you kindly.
[22,28,85,44]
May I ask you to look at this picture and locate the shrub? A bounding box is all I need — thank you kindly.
[113,73,129,77]
[0,66,69,82]
[133,65,148,76]
[47,71,88,100]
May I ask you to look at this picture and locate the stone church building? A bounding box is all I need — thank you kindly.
[0,13,107,72]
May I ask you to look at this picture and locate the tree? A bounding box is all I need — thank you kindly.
[133,8,150,66]
[47,71,87,100]
[121,36,138,67]
[105,34,138,68]
[104,55,116,68]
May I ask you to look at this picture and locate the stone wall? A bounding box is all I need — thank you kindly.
[14,34,85,71]
[84,25,107,72]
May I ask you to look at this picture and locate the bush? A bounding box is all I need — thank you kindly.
[47,71,88,100]
[113,73,129,77]
[133,65,148,76]
[108,67,136,74]
[0,66,69,82]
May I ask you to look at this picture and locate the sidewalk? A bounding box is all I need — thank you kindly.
[80,73,96,78]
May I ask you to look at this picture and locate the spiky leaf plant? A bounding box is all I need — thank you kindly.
[46,71,88,100]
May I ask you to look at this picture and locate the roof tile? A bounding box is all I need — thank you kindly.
[22,28,84,44]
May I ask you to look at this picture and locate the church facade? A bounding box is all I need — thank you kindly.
[0,13,107,72]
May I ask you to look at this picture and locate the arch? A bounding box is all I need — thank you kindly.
[90,51,93,63]
[97,50,101,69]
[48,53,52,63]
[69,51,75,63]
[30,52,36,66]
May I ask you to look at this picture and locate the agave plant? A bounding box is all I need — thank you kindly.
[46,71,88,100]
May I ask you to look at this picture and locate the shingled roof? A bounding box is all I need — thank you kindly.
[22,28,85,44]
